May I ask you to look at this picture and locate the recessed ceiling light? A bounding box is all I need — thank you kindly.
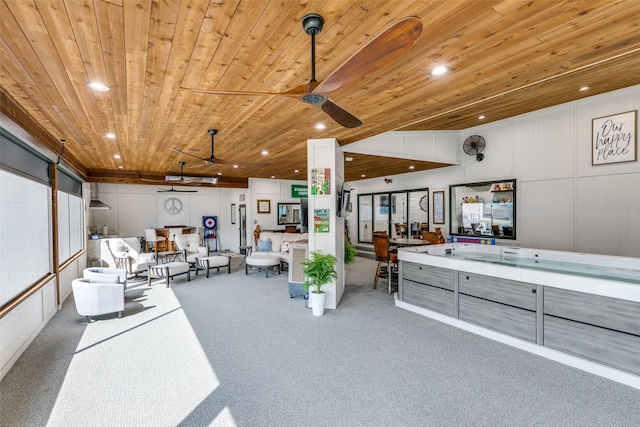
[105,133,116,139]
[294,169,299,173]
[361,174,366,178]
[217,172,222,175]
[87,82,109,91]
[233,165,238,168]
[113,154,121,159]
[315,123,326,130]
[579,86,590,91]
[478,115,485,120]
[261,150,268,155]
[118,165,124,169]
[429,65,449,76]
[271,176,275,179]
[345,156,353,162]
[409,165,415,170]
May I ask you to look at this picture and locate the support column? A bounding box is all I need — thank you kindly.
[307,138,345,310]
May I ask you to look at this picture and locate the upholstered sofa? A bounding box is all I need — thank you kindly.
[253,230,309,298]
[253,231,309,263]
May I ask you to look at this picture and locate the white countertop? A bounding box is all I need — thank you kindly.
[398,243,640,302]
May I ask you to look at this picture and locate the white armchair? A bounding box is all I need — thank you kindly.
[83,267,128,289]
[105,240,156,277]
[175,233,208,263]
[72,277,124,322]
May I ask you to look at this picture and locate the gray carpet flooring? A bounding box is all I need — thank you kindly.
[1,256,639,427]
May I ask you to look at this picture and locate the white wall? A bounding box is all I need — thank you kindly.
[0,254,85,381]
[90,179,306,252]
[248,178,307,236]
[348,85,640,258]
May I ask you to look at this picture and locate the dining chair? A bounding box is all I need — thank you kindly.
[373,232,398,294]
[394,223,406,238]
[144,228,166,253]
[167,227,183,250]
[422,231,439,244]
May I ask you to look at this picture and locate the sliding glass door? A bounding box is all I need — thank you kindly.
[358,189,429,243]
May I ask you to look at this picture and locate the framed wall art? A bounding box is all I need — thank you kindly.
[257,199,270,214]
[592,110,637,165]
[433,191,445,224]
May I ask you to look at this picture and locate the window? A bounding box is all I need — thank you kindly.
[450,179,516,239]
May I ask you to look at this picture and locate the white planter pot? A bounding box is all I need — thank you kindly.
[309,291,326,316]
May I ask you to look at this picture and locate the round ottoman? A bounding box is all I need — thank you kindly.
[245,254,281,277]
[196,255,231,278]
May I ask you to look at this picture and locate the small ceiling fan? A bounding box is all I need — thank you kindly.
[182,15,422,128]
[141,161,210,185]
[157,185,198,193]
[170,129,270,167]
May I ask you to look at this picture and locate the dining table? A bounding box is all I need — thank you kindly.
[389,238,429,248]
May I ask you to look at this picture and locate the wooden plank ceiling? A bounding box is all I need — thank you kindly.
[2,0,640,187]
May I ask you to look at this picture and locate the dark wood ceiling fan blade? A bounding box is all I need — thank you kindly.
[312,17,423,95]
[181,83,311,98]
[169,147,211,162]
[321,99,362,128]
[187,157,270,168]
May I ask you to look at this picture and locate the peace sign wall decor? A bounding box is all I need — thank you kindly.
[164,197,183,215]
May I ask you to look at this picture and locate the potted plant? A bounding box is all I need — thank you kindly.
[302,250,338,316]
[344,236,358,265]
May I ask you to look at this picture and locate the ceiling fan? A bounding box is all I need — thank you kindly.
[141,161,212,185]
[157,185,198,193]
[170,129,270,167]
[182,14,423,128]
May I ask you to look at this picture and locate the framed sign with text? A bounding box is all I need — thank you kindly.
[592,110,636,165]
[257,199,270,214]
[433,191,445,224]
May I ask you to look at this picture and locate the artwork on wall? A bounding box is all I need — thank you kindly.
[379,195,396,214]
[433,191,445,224]
[311,168,331,195]
[592,110,637,165]
[313,209,330,233]
[257,199,270,214]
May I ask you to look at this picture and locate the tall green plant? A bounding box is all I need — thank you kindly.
[302,251,338,294]
[344,236,358,265]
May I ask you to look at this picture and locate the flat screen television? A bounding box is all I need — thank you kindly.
[337,183,351,218]
[299,198,309,233]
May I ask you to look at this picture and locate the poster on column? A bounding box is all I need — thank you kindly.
[311,168,331,195]
[314,209,330,233]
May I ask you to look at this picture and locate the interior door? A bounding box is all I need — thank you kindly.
[239,204,247,247]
